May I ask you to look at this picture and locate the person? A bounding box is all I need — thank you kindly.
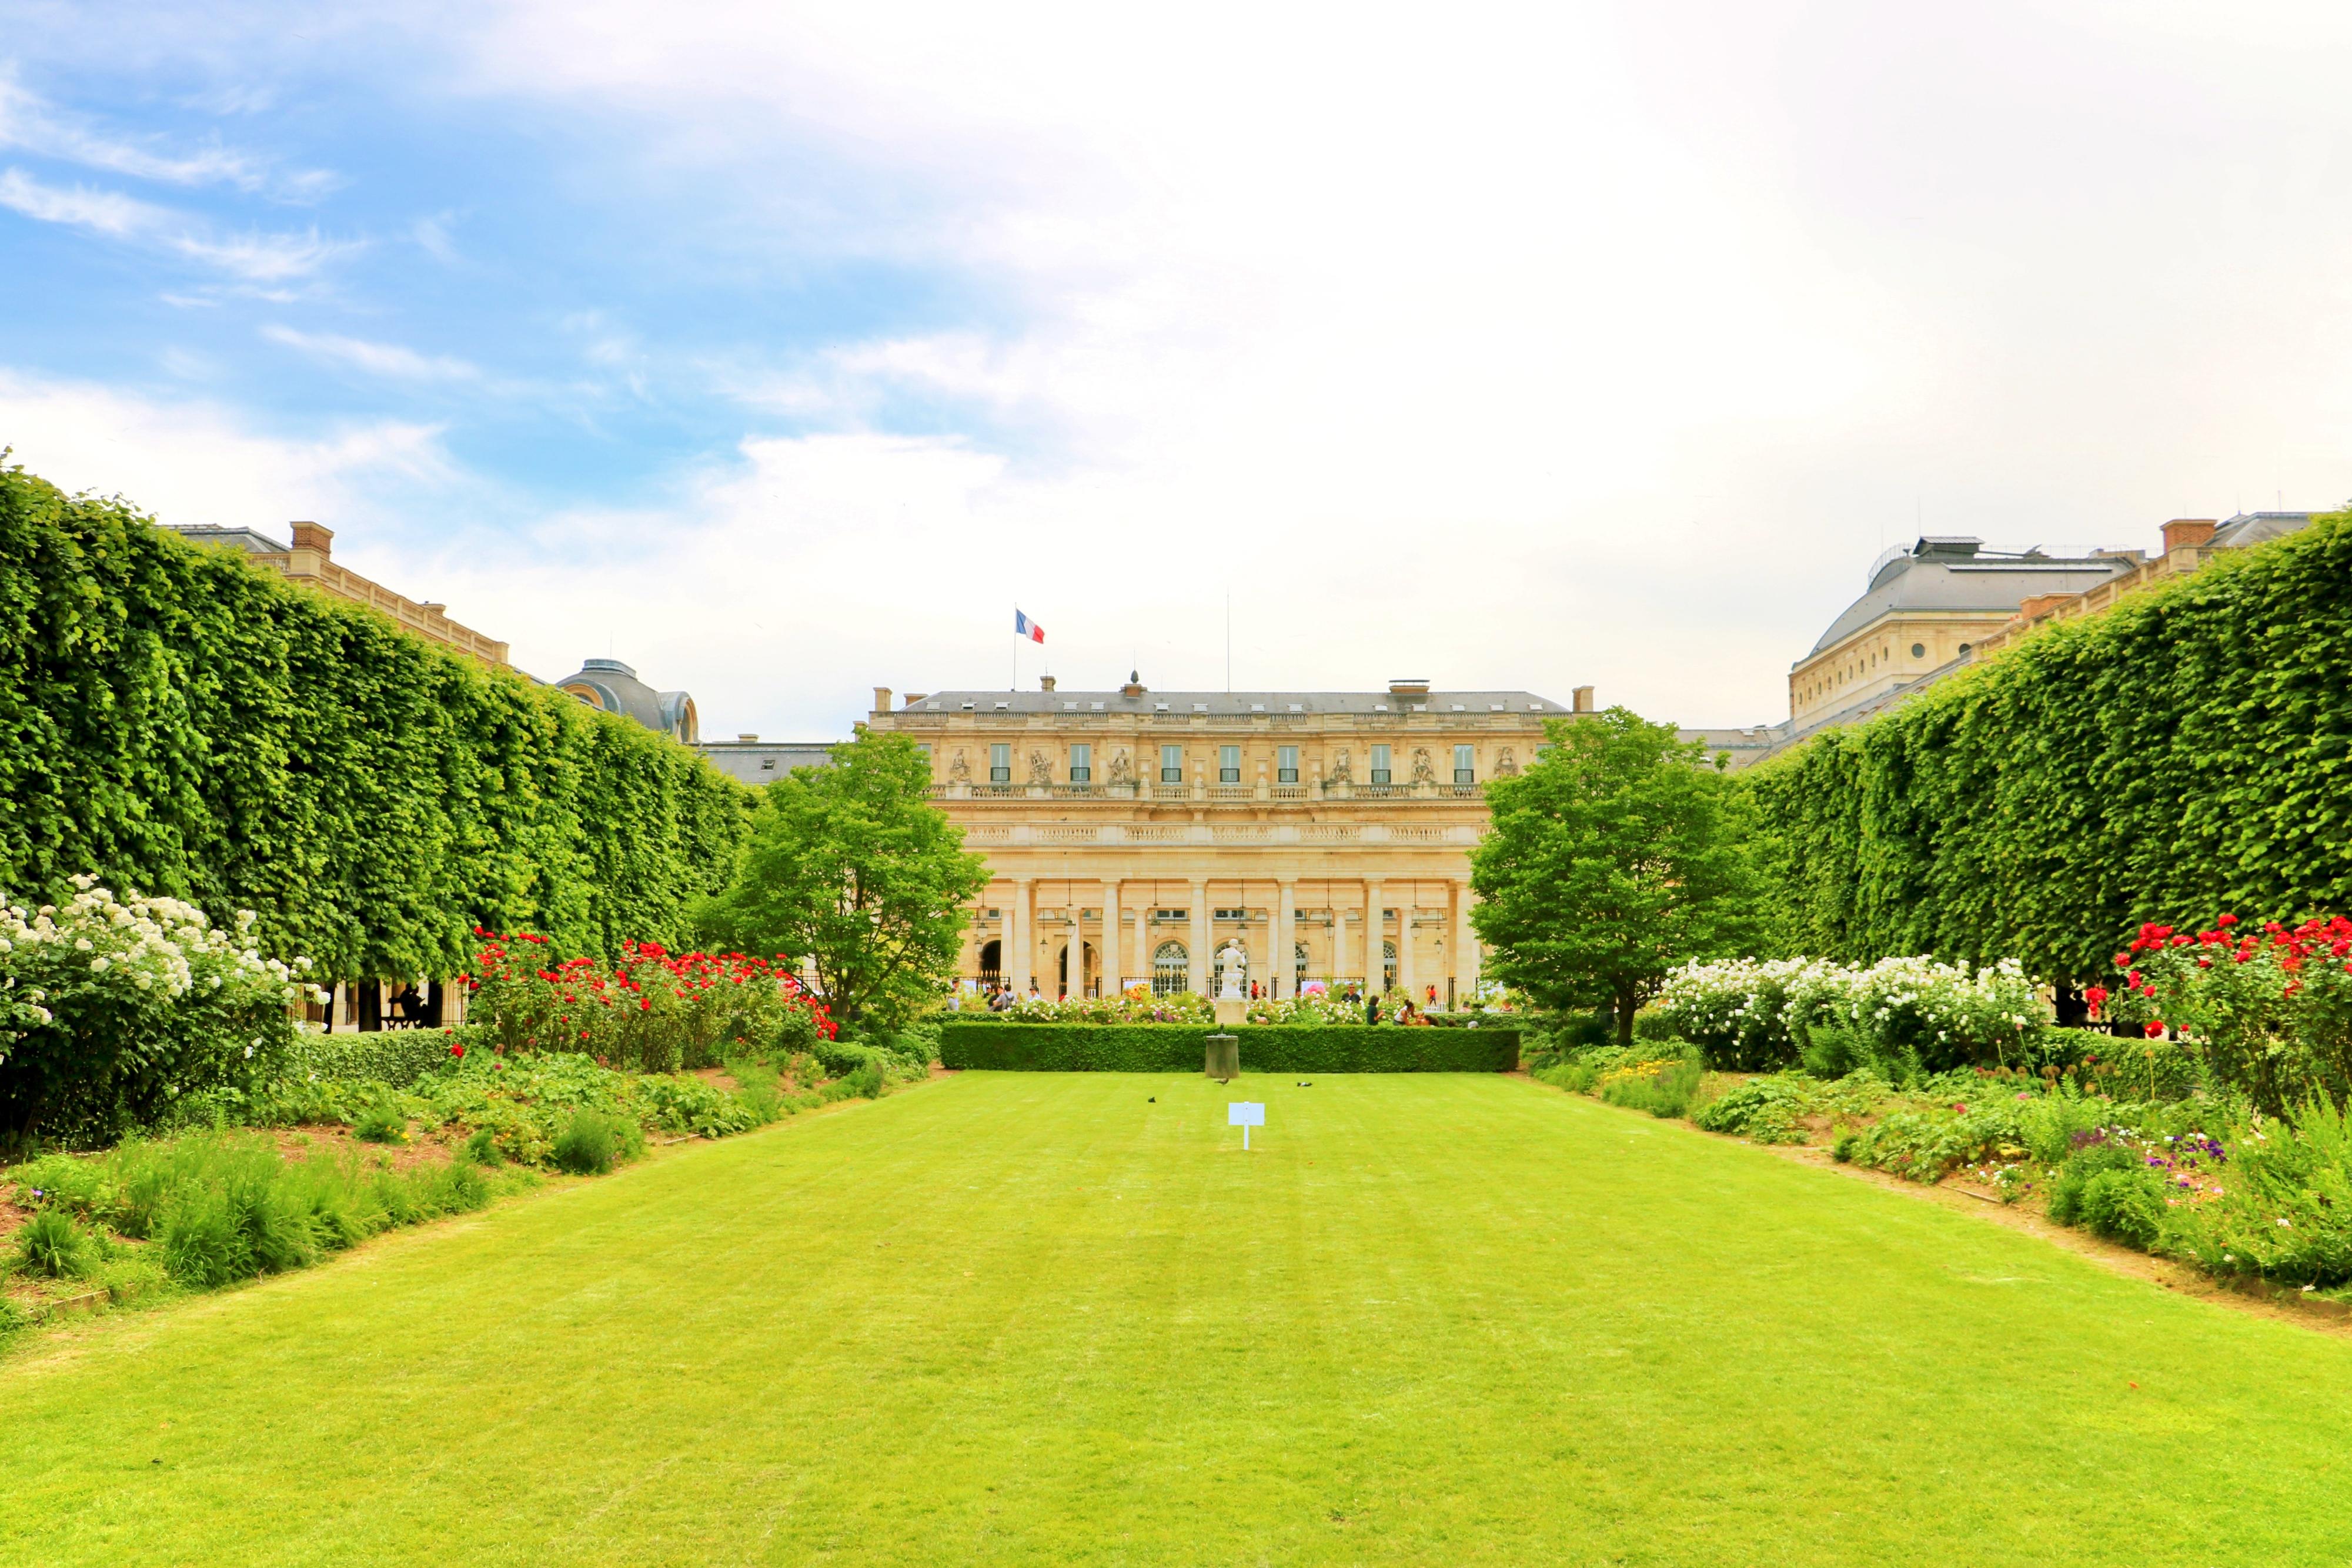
[1425,982,1438,1009]
[1365,988,1380,1025]
[1028,981,1041,1001]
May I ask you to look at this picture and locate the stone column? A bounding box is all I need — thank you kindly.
[1009,878,1033,995]
[1364,878,1384,993]
[1135,892,1152,991]
[1188,880,1210,995]
[1455,880,1479,1001]
[1276,880,1297,998]
[1399,888,1419,1005]
[1102,881,1122,998]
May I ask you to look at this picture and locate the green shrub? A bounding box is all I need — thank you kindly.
[463,1126,505,1166]
[1693,1075,1815,1144]
[1597,1055,1703,1119]
[552,1111,634,1175]
[284,1031,459,1091]
[16,1207,97,1279]
[936,1022,1521,1072]
[1632,1012,1681,1044]
[353,1104,408,1144]
[0,463,750,1004]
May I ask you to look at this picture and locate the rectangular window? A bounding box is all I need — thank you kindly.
[1069,743,1091,784]
[1220,744,1241,783]
[1212,907,1250,921]
[1454,743,1475,784]
[1160,744,1182,784]
[990,743,1011,784]
[1370,743,1392,785]
[1277,744,1298,783]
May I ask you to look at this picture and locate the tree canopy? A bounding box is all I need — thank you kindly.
[696,729,990,1032]
[1469,708,1765,1042]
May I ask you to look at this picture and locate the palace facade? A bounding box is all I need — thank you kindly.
[863,676,1591,1004]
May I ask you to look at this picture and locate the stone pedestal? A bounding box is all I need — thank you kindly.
[1214,997,1247,1029]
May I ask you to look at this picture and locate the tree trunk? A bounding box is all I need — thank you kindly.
[1615,988,1636,1048]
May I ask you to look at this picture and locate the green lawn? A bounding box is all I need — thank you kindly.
[4,1072,2349,1566]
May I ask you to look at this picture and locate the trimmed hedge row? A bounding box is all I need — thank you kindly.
[1748,509,2352,980]
[0,465,753,979]
[282,1029,459,1089]
[938,1022,1521,1072]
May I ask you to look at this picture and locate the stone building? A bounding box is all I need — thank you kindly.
[862,675,1592,1004]
[167,521,510,667]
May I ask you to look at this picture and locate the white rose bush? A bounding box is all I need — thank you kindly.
[0,875,328,1140]
[1661,953,2050,1073]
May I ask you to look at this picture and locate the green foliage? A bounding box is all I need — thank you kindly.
[937,1021,1522,1072]
[1692,1074,1820,1144]
[1596,1054,1705,1118]
[552,1110,637,1175]
[15,1206,98,1279]
[283,1029,457,1089]
[1745,509,2352,984]
[352,1104,408,1144]
[1470,707,1767,1045]
[697,729,990,1032]
[0,463,751,985]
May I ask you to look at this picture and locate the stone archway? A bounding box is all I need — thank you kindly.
[1058,941,1093,999]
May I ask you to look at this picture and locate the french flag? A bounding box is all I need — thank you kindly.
[1014,609,1045,644]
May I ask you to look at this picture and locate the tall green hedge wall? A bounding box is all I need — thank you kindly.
[0,466,753,979]
[938,1022,1522,1072]
[1748,509,2352,981]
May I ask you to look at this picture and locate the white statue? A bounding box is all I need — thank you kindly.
[1215,940,1250,999]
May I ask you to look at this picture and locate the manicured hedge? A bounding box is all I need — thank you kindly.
[0,465,753,979]
[1747,509,2352,981]
[938,1022,1521,1072]
[282,1029,460,1089]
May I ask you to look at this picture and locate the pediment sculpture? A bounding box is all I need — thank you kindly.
[1106,749,1134,785]
[1027,750,1053,786]
[1327,749,1353,784]
[947,750,971,783]
[1410,747,1438,784]
[1492,747,1519,778]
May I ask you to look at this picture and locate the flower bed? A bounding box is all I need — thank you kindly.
[1658,954,2047,1074]
[937,1022,1522,1072]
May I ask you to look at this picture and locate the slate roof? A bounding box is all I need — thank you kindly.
[697,740,838,785]
[900,689,1571,717]
[1805,543,2130,659]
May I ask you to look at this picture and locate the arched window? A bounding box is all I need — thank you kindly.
[1152,941,1190,997]
[1059,941,1090,998]
[1382,939,1397,992]
[977,939,1001,984]
[1294,941,1310,991]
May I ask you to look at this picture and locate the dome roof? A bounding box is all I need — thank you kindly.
[554,657,698,743]
[1805,540,2131,659]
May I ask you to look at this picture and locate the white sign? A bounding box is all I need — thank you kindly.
[1228,1101,1265,1149]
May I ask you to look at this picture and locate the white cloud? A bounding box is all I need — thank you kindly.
[0,74,335,197]
[0,165,171,238]
[0,370,459,536]
[261,325,478,382]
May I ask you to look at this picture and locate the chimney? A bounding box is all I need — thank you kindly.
[737,733,759,741]
[873,686,892,714]
[1572,686,1595,713]
[1122,670,1145,698]
[903,693,927,707]
[2161,518,2218,555]
[2016,591,2078,623]
[1388,677,1430,698]
[289,521,333,558]
[1040,674,1057,692]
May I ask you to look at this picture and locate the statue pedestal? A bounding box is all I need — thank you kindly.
[1214,997,1247,1029]
[1204,1032,1239,1082]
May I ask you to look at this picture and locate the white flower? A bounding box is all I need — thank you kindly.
[74,937,92,952]
[91,956,110,972]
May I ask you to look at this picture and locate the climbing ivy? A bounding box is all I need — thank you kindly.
[1745,507,2352,982]
[0,463,751,979]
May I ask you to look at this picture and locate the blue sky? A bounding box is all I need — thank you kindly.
[6,2,2352,738]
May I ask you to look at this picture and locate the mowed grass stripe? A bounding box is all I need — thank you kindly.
[1,1072,2346,1566]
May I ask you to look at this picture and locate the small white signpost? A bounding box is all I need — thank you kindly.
[1228,1101,1265,1151]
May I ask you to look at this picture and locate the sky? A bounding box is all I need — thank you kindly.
[4,1,2350,740]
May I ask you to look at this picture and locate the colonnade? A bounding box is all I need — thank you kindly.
[987,875,1481,1002]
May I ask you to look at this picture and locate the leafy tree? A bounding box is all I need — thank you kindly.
[1470,708,1765,1045]
[697,729,990,1032]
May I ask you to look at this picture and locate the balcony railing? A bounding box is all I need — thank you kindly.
[928,780,1483,805]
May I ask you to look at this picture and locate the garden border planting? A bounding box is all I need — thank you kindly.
[937,1021,1520,1072]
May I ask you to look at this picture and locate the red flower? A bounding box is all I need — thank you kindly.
[2217,912,2237,927]
[2144,1021,2166,1038]
[450,1041,465,1059]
